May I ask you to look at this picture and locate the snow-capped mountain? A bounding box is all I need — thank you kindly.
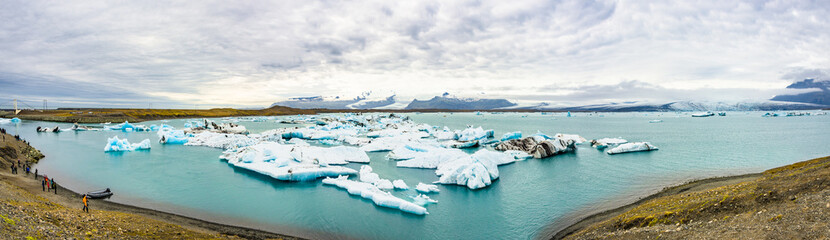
[533,100,825,112]
[771,79,830,106]
[270,92,396,109]
[404,92,517,110]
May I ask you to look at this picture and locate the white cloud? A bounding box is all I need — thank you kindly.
[0,0,829,107]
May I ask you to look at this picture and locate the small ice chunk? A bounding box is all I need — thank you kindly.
[392,179,409,190]
[415,182,440,193]
[411,194,438,206]
[606,142,659,155]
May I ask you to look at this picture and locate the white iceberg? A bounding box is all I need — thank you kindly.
[457,126,494,141]
[104,136,151,152]
[220,142,366,181]
[411,194,438,206]
[185,132,257,149]
[396,148,468,169]
[590,138,628,149]
[359,166,394,189]
[322,176,428,215]
[415,183,440,193]
[392,179,409,190]
[554,133,587,144]
[434,150,513,189]
[606,142,659,155]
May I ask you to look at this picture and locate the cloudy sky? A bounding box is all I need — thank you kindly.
[1,0,829,108]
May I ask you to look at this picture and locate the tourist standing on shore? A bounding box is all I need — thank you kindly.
[50,178,55,193]
[41,178,45,191]
[53,179,57,194]
[82,195,89,213]
[34,169,37,179]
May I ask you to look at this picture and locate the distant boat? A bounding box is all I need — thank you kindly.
[691,112,715,117]
[718,112,726,116]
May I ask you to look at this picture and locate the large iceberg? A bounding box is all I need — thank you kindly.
[434,150,513,189]
[396,147,468,169]
[322,176,428,215]
[219,142,366,181]
[494,137,575,159]
[104,136,151,152]
[185,132,258,149]
[359,166,394,189]
[606,142,659,155]
[500,131,522,141]
[106,121,149,132]
[184,119,249,134]
[553,133,587,144]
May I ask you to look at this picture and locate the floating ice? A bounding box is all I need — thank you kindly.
[440,140,479,149]
[415,183,440,193]
[396,148,468,169]
[107,121,149,132]
[500,131,522,141]
[411,194,438,206]
[360,135,432,152]
[185,132,257,149]
[286,138,310,146]
[504,150,532,160]
[104,136,151,152]
[359,166,393,189]
[495,137,575,158]
[184,119,249,134]
[590,138,628,149]
[221,143,360,181]
[553,133,587,144]
[606,142,659,155]
[10,117,21,123]
[457,127,494,141]
[434,150,511,189]
[322,176,428,215]
[392,179,409,190]
[158,129,189,144]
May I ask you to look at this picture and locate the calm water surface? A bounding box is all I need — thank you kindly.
[5,112,830,240]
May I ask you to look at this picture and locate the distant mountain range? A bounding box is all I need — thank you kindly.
[404,92,517,110]
[771,79,830,106]
[269,92,396,109]
[269,80,830,111]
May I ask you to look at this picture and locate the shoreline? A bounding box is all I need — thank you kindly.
[545,173,762,239]
[0,130,303,240]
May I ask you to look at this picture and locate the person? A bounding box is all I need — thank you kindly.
[41,178,46,191]
[34,169,38,179]
[44,176,49,189]
[82,195,89,213]
[53,179,57,194]
[26,166,29,175]
[50,178,55,193]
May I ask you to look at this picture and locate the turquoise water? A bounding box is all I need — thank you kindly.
[5,112,830,240]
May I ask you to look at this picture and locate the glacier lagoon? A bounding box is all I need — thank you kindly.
[5,112,830,240]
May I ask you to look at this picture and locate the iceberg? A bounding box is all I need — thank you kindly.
[434,150,510,189]
[457,127,494,141]
[359,166,394,189]
[322,176,428,215]
[396,148,468,169]
[553,133,587,144]
[432,128,458,140]
[504,150,532,160]
[606,142,659,155]
[104,136,151,152]
[440,140,479,149]
[500,131,522,141]
[360,135,433,152]
[495,137,575,158]
[415,183,440,193]
[411,194,438,206]
[392,179,409,190]
[184,119,249,134]
[590,138,628,149]
[10,117,21,123]
[158,129,189,144]
[286,138,311,146]
[185,132,258,149]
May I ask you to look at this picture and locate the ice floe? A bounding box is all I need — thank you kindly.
[104,136,151,152]
[606,142,659,155]
[415,183,440,193]
[434,150,511,189]
[392,179,409,190]
[495,137,576,158]
[322,176,428,215]
[590,138,628,149]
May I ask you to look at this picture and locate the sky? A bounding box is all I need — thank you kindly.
[1,0,829,109]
